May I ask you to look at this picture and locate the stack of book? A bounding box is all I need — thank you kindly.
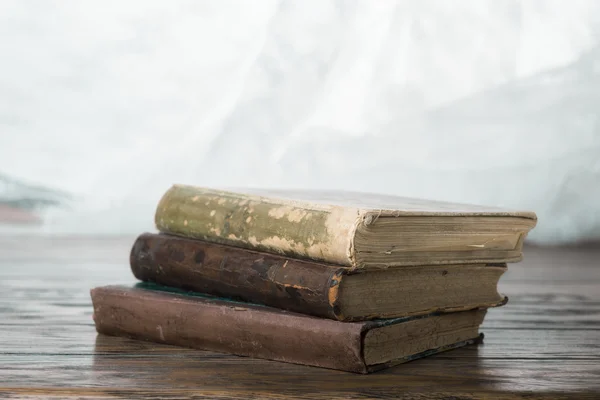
[91,184,537,373]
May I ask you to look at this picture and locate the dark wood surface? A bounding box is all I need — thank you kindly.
[0,235,599,399]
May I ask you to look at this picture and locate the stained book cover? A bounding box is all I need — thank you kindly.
[130,232,508,321]
[91,283,487,374]
[154,184,537,269]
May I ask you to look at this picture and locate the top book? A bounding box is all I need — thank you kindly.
[155,184,537,270]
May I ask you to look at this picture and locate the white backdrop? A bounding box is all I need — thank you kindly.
[1,0,599,244]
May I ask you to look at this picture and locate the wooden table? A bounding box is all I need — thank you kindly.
[1,236,599,399]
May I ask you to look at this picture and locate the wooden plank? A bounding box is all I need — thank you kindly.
[1,388,596,400]
[1,323,599,359]
[1,353,599,397]
[3,283,599,330]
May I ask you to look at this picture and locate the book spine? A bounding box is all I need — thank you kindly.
[130,233,346,320]
[154,185,359,266]
[91,286,368,373]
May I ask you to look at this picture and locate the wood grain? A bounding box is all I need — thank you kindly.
[0,235,599,399]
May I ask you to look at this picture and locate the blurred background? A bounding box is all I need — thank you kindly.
[1,0,599,245]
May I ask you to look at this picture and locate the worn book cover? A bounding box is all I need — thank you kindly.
[91,283,486,374]
[155,184,537,269]
[131,232,508,321]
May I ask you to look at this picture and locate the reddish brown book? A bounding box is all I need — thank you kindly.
[91,284,486,374]
[130,232,508,321]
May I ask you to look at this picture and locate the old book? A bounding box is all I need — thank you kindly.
[131,232,508,321]
[155,185,537,269]
[91,284,487,374]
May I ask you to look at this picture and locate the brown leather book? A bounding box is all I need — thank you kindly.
[155,184,537,269]
[130,232,508,321]
[90,284,486,374]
